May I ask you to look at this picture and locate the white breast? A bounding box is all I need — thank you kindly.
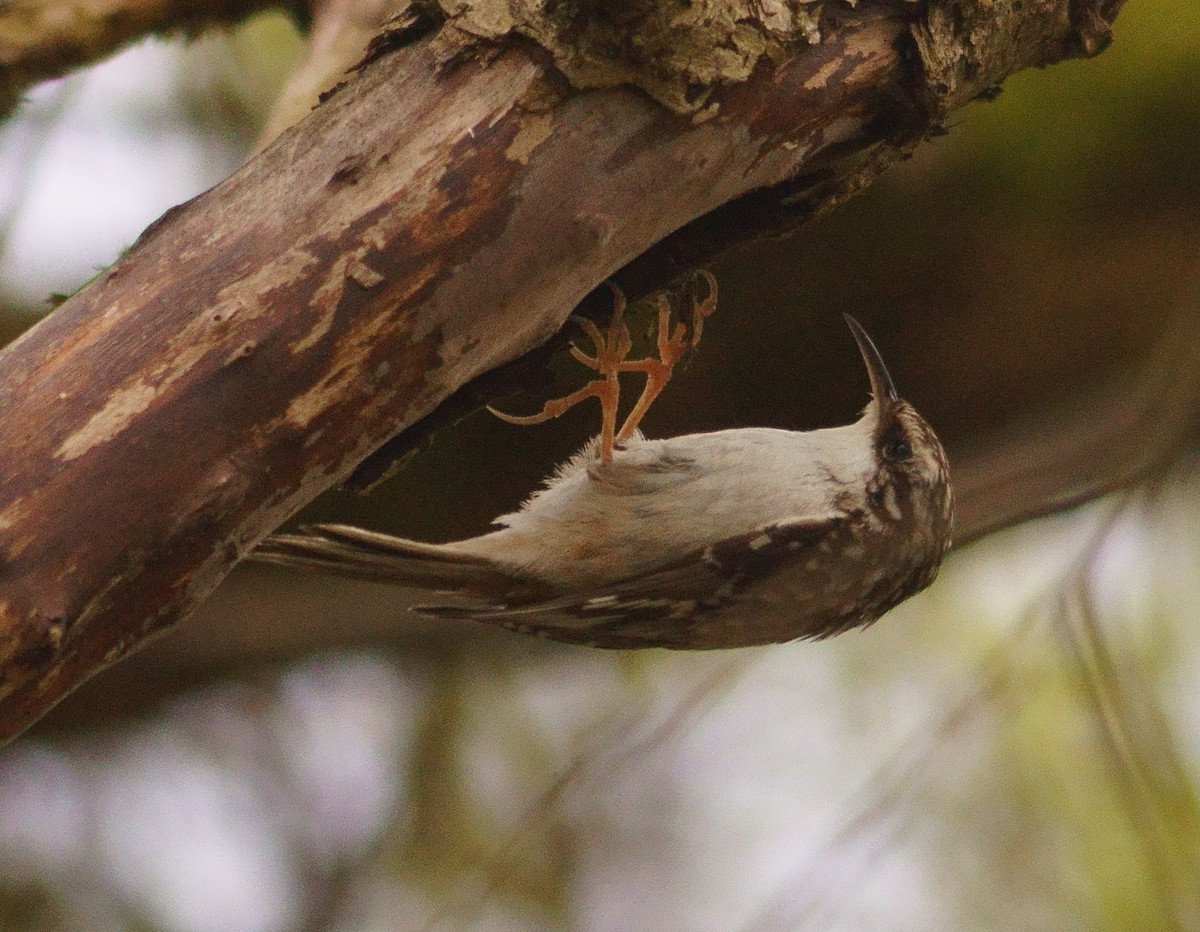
[458,416,879,588]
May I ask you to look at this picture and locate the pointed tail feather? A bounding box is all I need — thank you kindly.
[249,523,530,596]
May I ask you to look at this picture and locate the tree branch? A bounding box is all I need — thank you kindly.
[0,0,1125,742]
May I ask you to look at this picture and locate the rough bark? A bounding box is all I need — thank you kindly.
[0,0,1124,742]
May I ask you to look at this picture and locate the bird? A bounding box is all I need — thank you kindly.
[251,276,953,649]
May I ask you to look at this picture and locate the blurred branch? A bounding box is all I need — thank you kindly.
[0,0,1126,742]
[0,0,292,119]
[954,268,1200,548]
[254,0,406,151]
[1053,500,1200,930]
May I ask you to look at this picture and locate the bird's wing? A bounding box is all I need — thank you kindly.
[250,523,551,599]
[417,514,846,649]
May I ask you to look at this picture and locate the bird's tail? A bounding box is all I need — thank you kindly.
[249,523,528,597]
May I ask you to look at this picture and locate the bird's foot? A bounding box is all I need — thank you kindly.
[614,270,716,443]
[489,272,717,464]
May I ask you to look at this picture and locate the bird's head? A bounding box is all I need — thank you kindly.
[844,314,954,559]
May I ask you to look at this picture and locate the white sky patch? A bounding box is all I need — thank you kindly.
[0,40,244,309]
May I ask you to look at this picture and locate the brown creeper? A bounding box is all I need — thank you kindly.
[252,283,953,649]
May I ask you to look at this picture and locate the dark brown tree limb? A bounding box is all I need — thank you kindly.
[0,0,1125,742]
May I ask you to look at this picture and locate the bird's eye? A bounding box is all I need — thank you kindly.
[884,439,912,462]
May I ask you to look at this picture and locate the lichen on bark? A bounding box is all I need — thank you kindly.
[409,0,823,114]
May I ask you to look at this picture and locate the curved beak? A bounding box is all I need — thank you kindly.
[843,314,899,406]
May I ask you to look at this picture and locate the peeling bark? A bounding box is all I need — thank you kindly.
[0,0,1125,742]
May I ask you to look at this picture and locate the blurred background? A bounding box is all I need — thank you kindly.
[1,2,1199,929]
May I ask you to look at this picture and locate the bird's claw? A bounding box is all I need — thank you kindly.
[490,272,717,464]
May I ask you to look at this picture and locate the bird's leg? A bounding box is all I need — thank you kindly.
[489,286,631,462]
[615,270,717,442]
